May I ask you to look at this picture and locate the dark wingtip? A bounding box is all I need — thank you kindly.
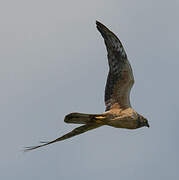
[23,141,50,152]
[96,20,106,29]
[96,20,110,38]
[23,146,38,152]
[96,20,101,26]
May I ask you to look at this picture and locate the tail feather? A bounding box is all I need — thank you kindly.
[64,112,106,124]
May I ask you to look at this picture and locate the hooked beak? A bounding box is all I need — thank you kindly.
[146,122,150,128]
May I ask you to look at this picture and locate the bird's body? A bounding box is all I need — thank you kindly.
[104,108,140,129]
[65,108,140,129]
[25,21,149,151]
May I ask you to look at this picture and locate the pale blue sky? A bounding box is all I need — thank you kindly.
[0,0,179,179]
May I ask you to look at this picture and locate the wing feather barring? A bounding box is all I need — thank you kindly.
[24,21,149,152]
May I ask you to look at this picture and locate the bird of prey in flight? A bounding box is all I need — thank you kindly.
[25,21,149,151]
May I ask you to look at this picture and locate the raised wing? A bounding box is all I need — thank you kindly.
[96,21,134,111]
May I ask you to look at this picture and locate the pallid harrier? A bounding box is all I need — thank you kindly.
[25,21,149,151]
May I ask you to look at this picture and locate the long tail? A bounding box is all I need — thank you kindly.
[64,112,107,124]
[24,124,102,152]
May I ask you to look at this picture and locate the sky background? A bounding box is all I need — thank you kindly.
[0,0,179,179]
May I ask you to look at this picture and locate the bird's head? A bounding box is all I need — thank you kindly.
[137,114,149,128]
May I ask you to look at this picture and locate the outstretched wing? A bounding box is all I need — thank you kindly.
[96,21,134,111]
[24,124,101,151]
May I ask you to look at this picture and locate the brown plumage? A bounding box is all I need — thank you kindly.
[24,21,149,152]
